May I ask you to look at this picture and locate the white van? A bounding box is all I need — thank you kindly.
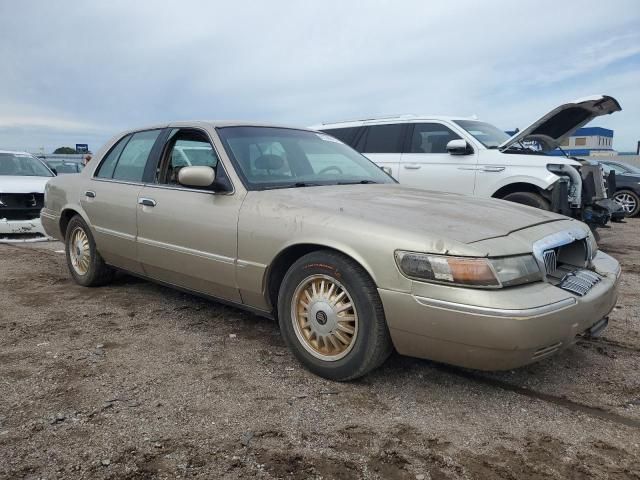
[313,95,622,228]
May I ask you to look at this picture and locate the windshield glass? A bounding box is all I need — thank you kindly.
[0,153,53,177]
[454,120,511,148]
[217,127,395,189]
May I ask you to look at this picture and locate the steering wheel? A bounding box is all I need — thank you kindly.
[318,165,343,175]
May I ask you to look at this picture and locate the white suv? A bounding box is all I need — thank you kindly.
[313,95,622,229]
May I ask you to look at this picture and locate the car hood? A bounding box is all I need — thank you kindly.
[260,184,567,244]
[499,95,621,152]
[0,175,51,193]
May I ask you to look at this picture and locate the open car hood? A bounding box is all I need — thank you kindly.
[498,95,621,152]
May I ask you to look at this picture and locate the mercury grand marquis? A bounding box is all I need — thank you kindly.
[40,122,621,380]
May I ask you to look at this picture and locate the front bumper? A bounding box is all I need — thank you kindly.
[379,251,620,370]
[0,217,49,242]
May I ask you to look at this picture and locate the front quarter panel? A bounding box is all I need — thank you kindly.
[235,190,481,310]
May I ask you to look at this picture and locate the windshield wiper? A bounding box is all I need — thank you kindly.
[262,182,324,190]
[337,180,379,185]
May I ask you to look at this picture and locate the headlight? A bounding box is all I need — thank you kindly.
[395,251,542,288]
[586,233,598,261]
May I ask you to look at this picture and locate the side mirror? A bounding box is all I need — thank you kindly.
[50,168,58,176]
[446,139,472,155]
[178,166,216,188]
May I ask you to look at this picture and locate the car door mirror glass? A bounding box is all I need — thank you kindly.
[177,165,216,188]
[446,139,472,155]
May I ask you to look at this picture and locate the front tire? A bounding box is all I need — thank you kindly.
[501,191,550,210]
[613,190,640,217]
[277,250,392,381]
[65,215,114,287]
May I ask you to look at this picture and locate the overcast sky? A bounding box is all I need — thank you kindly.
[1,0,639,153]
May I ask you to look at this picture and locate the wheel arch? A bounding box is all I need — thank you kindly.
[264,242,378,313]
[491,181,547,199]
[59,206,91,239]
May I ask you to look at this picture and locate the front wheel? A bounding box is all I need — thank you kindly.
[277,251,392,381]
[501,191,550,210]
[65,215,114,287]
[613,190,640,217]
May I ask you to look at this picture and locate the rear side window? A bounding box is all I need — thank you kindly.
[409,123,461,153]
[362,124,404,153]
[321,127,360,146]
[112,130,161,182]
[96,135,130,178]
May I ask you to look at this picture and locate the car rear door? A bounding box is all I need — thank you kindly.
[81,129,163,274]
[399,122,478,194]
[135,127,244,302]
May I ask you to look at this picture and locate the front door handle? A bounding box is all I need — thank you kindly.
[85,190,96,198]
[138,198,157,207]
[403,164,421,170]
[482,166,506,172]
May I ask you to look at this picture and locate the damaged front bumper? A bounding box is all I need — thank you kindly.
[0,217,50,242]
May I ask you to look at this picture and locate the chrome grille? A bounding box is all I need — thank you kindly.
[559,269,602,296]
[543,249,557,274]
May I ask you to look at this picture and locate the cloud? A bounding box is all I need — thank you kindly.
[1,0,639,151]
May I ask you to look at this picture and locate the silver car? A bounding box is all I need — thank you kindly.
[40,122,620,380]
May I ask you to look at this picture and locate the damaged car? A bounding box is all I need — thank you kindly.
[41,122,620,380]
[315,95,622,233]
[0,150,53,241]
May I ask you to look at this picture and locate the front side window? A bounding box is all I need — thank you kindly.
[362,124,404,153]
[162,133,219,185]
[409,123,462,153]
[0,153,53,177]
[217,127,394,190]
[111,130,161,182]
[454,120,511,149]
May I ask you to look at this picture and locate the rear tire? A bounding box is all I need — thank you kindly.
[277,250,392,381]
[65,215,114,287]
[501,191,550,211]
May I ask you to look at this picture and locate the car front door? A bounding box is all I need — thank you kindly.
[135,128,244,302]
[399,122,478,194]
[81,129,163,274]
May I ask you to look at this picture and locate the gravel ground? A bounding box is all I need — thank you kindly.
[0,219,639,479]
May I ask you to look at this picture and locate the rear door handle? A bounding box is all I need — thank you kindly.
[403,164,421,170]
[85,190,96,198]
[138,198,157,207]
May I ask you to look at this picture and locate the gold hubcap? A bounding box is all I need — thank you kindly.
[69,227,90,275]
[291,274,358,361]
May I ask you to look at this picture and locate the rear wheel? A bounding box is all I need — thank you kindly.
[277,250,392,381]
[65,215,114,287]
[613,190,640,217]
[501,191,550,211]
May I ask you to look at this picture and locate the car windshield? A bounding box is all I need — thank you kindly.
[217,126,395,189]
[454,120,511,148]
[0,153,53,177]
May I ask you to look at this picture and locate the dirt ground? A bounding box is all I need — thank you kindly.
[1,220,639,480]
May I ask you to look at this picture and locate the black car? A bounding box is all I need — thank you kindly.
[600,160,640,217]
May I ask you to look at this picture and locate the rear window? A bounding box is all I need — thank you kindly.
[362,124,404,154]
[96,130,161,182]
[320,127,361,146]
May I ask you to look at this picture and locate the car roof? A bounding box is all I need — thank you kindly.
[312,114,477,129]
[117,120,309,136]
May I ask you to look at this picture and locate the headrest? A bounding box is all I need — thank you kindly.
[254,154,284,171]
